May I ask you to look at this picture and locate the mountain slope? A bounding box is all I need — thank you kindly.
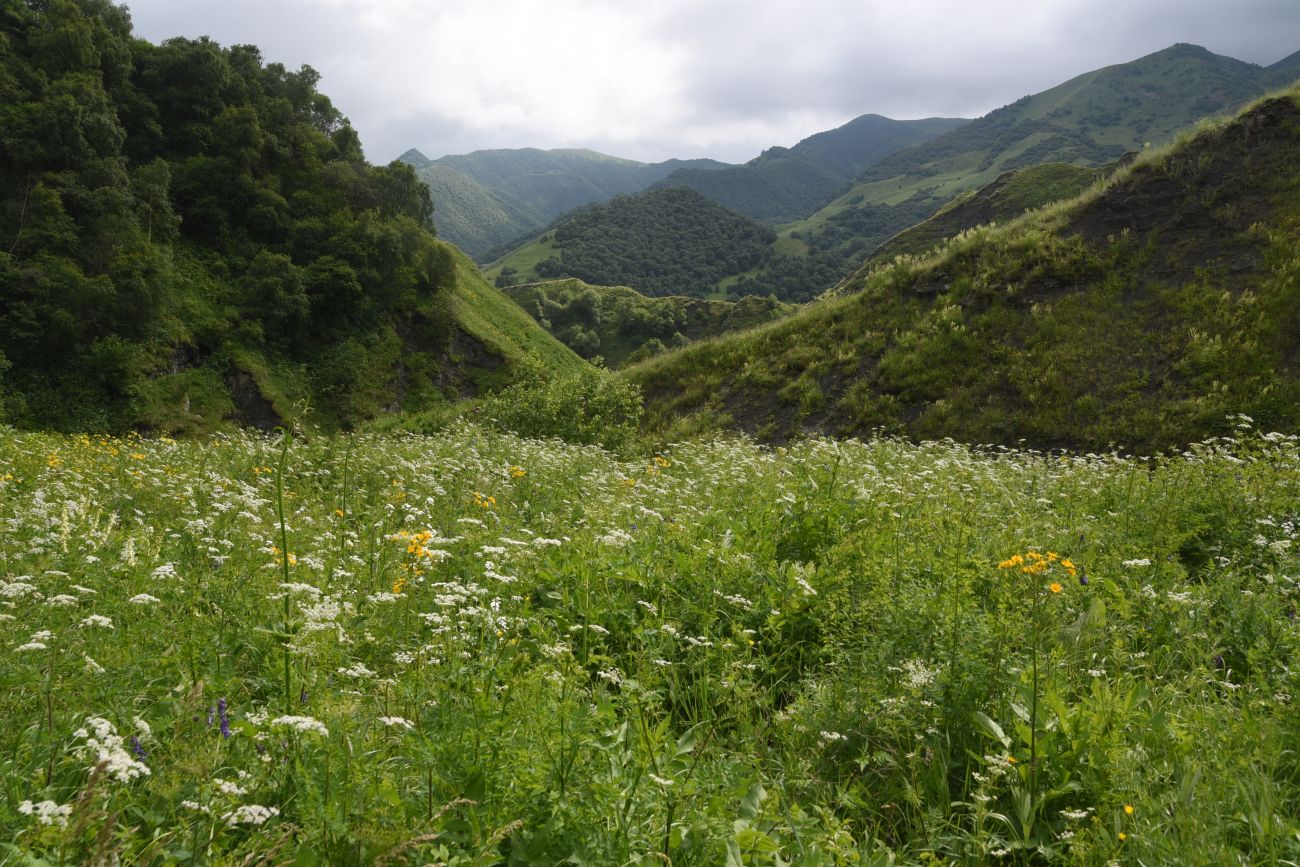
[1266,49,1300,87]
[865,163,1103,265]
[655,114,968,223]
[403,147,731,258]
[504,279,793,366]
[487,187,777,298]
[626,87,1300,452]
[790,44,1280,243]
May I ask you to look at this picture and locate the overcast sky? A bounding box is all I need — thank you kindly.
[120,0,1299,165]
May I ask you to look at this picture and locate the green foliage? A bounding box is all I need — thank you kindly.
[492,188,777,298]
[2,425,1299,863]
[0,0,570,434]
[479,368,643,452]
[505,278,793,367]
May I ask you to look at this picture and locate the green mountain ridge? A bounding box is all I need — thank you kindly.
[787,44,1286,253]
[625,86,1300,452]
[654,114,969,223]
[504,278,793,367]
[402,146,731,259]
[0,0,583,434]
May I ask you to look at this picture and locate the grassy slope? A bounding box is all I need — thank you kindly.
[504,278,794,367]
[156,244,588,434]
[626,87,1300,453]
[866,163,1103,265]
[784,44,1276,245]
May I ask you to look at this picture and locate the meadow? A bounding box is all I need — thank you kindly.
[1,421,1298,865]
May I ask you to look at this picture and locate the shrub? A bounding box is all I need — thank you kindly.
[480,369,643,452]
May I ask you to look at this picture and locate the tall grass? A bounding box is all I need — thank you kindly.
[0,422,1297,864]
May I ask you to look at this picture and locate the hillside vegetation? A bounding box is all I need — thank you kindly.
[488,188,777,298]
[0,0,582,434]
[4,424,1300,863]
[627,87,1300,453]
[402,147,730,259]
[654,115,967,224]
[867,163,1104,265]
[505,279,793,366]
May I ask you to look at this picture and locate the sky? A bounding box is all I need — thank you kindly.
[120,0,1299,166]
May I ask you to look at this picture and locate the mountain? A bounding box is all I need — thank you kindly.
[487,187,777,298]
[654,115,969,223]
[401,147,731,259]
[0,1,583,434]
[865,162,1103,265]
[785,44,1285,262]
[625,86,1300,452]
[504,279,793,366]
[1267,49,1300,86]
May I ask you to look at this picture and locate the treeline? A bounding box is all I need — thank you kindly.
[525,187,776,298]
[0,0,452,430]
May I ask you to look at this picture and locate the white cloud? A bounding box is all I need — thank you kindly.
[120,0,1299,163]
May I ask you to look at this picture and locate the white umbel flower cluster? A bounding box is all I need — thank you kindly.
[73,716,150,782]
[18,799,72,827]
[223,804,280,825]
[270,715,329,736]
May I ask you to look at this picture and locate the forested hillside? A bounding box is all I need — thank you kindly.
[0,0,581,433]
[628,87,1300,452]
[505,278,792,366]
[402,146,730,259]
[490,188,777,298]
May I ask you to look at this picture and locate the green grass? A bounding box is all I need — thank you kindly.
[2,423,1298,864]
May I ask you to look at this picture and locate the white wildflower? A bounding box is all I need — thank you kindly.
[378,716,414,730]
[223,804,280,826]
[271,715,329,736]
[128,593,160,605]
[80,614,113,629]
[18,799,72,827]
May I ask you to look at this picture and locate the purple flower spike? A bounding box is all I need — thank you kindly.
[130,735,147,759]
[218,698,231,738]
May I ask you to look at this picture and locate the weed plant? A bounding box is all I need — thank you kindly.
[0,420,1297,864]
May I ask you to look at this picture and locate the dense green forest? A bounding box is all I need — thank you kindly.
[504,278,792,366]
[495,188,777,298]
[628,87,1300,453]
[0,0,578,432]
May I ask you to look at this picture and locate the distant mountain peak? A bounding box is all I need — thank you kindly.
[397,148,431,167]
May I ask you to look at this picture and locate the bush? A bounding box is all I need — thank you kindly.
[480,369,643,452]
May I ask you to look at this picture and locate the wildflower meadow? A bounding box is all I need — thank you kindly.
[1,420,1298,864]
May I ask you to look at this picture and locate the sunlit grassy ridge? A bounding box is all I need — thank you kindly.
[1,423,1298,864]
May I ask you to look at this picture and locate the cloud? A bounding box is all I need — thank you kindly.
[120,0,1299,164]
